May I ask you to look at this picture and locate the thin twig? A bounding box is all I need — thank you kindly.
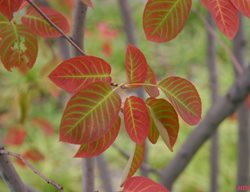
[193,9,243,74]
[25,0,85,56]
[0,149,64,192]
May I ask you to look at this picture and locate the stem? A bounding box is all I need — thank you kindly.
[25,0,85,56]
[0,149,64,192]
[193,9,243,74]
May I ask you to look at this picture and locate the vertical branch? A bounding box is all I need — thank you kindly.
[233,16,250,188]
[96,155,113,192]
[206,13,219,192]
[118,0,148,177]
[70,1,95,192]
[118,0,136,45]
[0,146,27,192]
[71,0,87,56]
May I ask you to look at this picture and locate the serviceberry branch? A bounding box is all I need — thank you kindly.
[0,148,64,192]
[25,0,85,56]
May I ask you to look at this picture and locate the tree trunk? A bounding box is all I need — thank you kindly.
[233,16,250,189]
[160,65,250,189]
[206,13,219,192]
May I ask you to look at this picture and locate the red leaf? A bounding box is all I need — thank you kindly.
[0,0,23,20]
[247,95,250,110]
[205,0,239,39]
[0,14,38,72]
[123,176,169,192]
[4,127,26,146]
[74,117,121,158]
[146,98,179,151]
[124,96,150,144]
[126,44,148,87]
[60,82,121,144]
[81,0,93,7]
[143,0,192,43]
[22,6,70,38]
[159,76,202,125]
[49,56,112,93]
[97,22,119,41]
[102,41,112,57]
[23,148,45,162]
[32,118,54,136]
[120,144,145,186]
[231,0,250,18]
[144,66,160,98]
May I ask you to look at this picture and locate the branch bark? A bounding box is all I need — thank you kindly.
[206,12,219,192]
[0,146,27,192]
[233,16,250,189]
[96,155,113,192]
[70,1,95,192]
[161,65,250,188]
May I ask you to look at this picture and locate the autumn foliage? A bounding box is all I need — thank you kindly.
[2,0,249,191]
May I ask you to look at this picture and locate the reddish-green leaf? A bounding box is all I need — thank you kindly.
[21,6,70,38]
[4,126,26,146]
[124,96,150,144]
[123,176,169,192]
[120,144,145,186]
[49,56,112,93]
[0,14,38,72]
[204,0,239,39]
[32,118,54,136]
[143,0,192,43]
[159,76,202,125]
[148,108,159,144]
[147,98,179,151]
[0,0,23,20]
[126,44,148,87]
[81,0,93,7]
[23,148,45,162]
[60,82,121,144]
[74,117,121,158]
[144,66,160,98]
[231,0,250,18]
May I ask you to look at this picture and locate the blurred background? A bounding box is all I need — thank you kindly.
[0,0,249,191]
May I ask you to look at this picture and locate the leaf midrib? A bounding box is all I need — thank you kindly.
[66,89,115,134]
[151,0,182,36]
[158,83,197,117]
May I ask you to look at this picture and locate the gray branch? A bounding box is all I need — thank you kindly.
[161,65,250,188]
[0,146,27,192]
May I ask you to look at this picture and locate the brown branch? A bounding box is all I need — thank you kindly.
[0,148,64,192]
[161,65,250,188]
[25,0,85,56]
